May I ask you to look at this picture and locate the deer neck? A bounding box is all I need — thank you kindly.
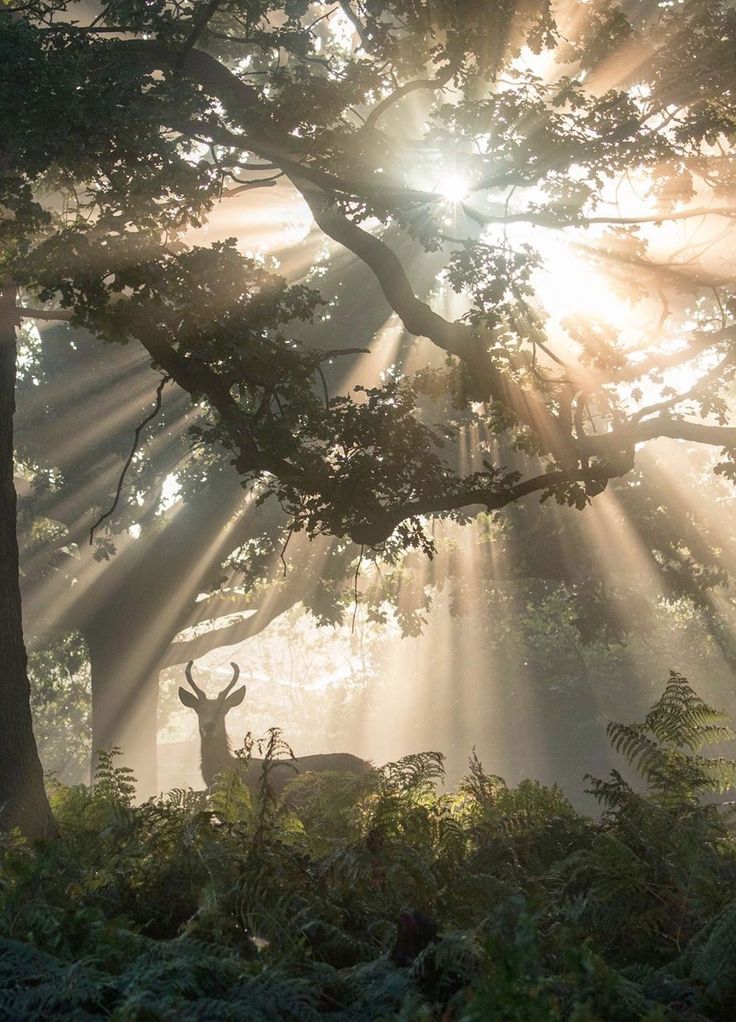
[200,725,234,787]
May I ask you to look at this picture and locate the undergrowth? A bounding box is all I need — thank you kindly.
[2,671,736,1020]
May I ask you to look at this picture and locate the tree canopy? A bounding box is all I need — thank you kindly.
[6,0,736,556]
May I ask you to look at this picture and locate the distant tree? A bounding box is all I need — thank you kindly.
[4,0,736,832]
[15,214,414,793]
[27,632,91,785]
[15,324,291,792]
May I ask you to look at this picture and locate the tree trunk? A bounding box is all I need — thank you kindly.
[86,630,162,799]
[0,284,57,838]
[74,481,288,797]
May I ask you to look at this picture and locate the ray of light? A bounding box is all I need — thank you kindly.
[28,3,736,802]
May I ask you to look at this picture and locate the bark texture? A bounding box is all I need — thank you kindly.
[0,285,57,838]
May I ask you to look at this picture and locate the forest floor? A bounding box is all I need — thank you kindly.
[1,673,735,1021]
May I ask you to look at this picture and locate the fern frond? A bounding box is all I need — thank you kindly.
[606,722,662,781]
[644,671,734,752]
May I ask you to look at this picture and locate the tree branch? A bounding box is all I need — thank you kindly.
[582,417,736,458]
[17,307,73,321]
[89,373,170,543]
[348,467,618,546]
[467,206,736,230]
[163,608,279,666]
[338,1,370,49]
[364,63,458,129]
[614,325,736,383]
[291,178,573,461]
[131,329,278,472]
[633,417,736,448]
[177,0,222,66]
[161,538,332,665]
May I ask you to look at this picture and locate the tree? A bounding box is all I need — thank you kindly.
[0,284,57,837]
[5,0,736,829]
[16,320,361,793]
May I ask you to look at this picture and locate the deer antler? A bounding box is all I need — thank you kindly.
[220,662,241,699]
[184,660,205,698]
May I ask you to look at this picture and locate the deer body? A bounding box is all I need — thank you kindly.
[179,662,371,796]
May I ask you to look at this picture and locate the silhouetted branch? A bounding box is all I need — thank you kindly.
[364,64,458,129]
[347,467,619,547]
[352,544,364,632]
[89,374,170,544]
[291,177,571,460]
[177,0,221,66]
[316,366,330,410]
[318,347,370,360]
[585,418,736,454]
[338,1,369,48]
[16,307,73,321]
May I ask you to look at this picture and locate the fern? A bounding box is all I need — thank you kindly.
[606,670,736,804]
[553,672,736,969]
[3,672,736,1019]
[688,898,736,1006]
[91,748,137,808]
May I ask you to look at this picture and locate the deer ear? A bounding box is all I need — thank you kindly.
[178,687,199,709]
[224,685,246,710]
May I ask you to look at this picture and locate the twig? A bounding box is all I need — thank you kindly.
[306,5,339,31]
[352,545,364,633]
[316,366,330,410]
[713,286,727,330]
[89,374,170,544]
[318,347,370,360]
[280,512,300,577]
[223,175,283,195]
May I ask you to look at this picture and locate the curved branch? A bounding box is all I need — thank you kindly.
[364,63,458,129]
[163,610,275,666]
[292,179,572,460]
[469,206,736,230]
[89,373,170,544]
[634,417,736,447]
[120,42,441,205]
[348,467,618,546]
[17,307,73,321]
[162,540,332,665]
[582,418,736,458]
[617,326,736,383]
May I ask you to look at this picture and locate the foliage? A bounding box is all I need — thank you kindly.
[7,0,736,556]
[27,630,91,785]
[2,673,736,1019]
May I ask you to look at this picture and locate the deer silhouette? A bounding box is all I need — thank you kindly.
[178,661,372,796]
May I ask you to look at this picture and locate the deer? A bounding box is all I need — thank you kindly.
[178,661,372,797]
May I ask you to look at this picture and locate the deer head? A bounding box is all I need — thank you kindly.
[178,661,245,739]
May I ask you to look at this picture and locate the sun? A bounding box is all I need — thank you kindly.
[435,170,471,204]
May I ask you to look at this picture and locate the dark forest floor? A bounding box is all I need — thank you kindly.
[2,673,736,1021]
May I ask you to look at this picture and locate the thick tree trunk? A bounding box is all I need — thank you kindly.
[0,285,57,838]
[73,481,288,797]
[86,630,162,799]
